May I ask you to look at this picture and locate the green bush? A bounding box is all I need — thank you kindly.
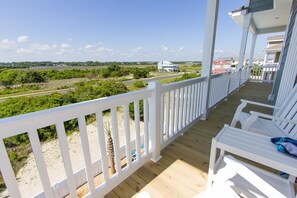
[132,68,150,79]
[174,73,199,82]
[9,151,17,161]
[133,80,146,88]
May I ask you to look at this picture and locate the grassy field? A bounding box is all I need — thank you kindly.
[0,63,200,99]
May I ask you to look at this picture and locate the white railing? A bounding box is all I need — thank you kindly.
[0,89,153,198]
[250,65,279,83]
[160,77,206,148]
[209,72,230,108]
[0,69,248,198]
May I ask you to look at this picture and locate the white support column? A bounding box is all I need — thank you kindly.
[237,13,252,89]
[201,0,219,120]
[263,53,268,65]
[247,33,257,80]
[148,81,162,162]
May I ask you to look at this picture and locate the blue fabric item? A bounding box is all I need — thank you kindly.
[271,137,297,157]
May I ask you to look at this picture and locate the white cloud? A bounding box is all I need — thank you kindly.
[60,43,71,48]
[215,49,224,54]
[178,46,184,51]
[30,44,51,51]
[96,46,113,52]
[161,45,168,52]
[84,44,94,49]
[132,46,142,52]
[17,35,29,43]
[0,39,16,49]
[16,48,32,53]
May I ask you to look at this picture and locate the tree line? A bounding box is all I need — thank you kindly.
[0,65,157,87]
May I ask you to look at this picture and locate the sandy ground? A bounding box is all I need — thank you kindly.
[1,111,144,198]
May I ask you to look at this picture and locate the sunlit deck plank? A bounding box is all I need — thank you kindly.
[106,82,273,198]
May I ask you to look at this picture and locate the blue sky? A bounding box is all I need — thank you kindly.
[0,0,282,62]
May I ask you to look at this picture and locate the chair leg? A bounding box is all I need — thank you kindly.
[207,138,218,188]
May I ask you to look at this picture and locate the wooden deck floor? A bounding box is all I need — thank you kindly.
[106,82,273,198]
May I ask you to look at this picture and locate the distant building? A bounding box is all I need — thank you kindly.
[252,59,264,66]
[263,35,284,66]
[157,61,179,72]
[212,57,240,74]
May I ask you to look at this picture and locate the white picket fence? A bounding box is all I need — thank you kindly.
[0,69,249,198]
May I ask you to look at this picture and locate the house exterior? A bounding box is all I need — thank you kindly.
[263,35,284,65]
[157,61,179,72]
[212,57,239,74]
[1,0,297,197]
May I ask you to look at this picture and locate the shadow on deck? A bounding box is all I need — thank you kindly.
[106,82,273,198]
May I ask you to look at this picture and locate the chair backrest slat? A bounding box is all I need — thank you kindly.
[274,85,297,137]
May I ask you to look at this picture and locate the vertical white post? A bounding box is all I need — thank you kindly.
[201,0,219,120]
[148,81,162,162]
[237,13,251,89]
[264,53,268,65]
[247,33,257,81]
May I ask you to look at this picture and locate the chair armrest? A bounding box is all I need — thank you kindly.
[240,99,280,110]
[250,111,297,125]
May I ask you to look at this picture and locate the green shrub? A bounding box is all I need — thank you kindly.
[132,68,149,79]
[9,151,17,161]
[174,73,199,82]
[133,80,146,88]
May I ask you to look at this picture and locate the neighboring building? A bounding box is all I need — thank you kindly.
[252,59,264,66]
[263,35,284,65]
[157,61,179,72]
[212,57,239,74]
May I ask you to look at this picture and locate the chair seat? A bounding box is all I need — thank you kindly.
[238,112,285,137]
[212,155,295,198]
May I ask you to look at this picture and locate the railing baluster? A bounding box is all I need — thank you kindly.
[191,84,195,121]
[165,91,170,140]
[174,88,180,133]
[194,83,198,119]
[187,85,191,124]
[123,104,132,167]
[56,122,78,198]
[95,111,110,183]
[179,87,184,130]
[143,99,149,155]
[183,86,188,127]
[134,101,141,161]
[0,140,22,197]
[78,116,95,194]
[111,108,121,174]
[28,130,55,198]
[170,90,175,135]
[200,82,204,115]
[196,83,200,117]
[160,93,164,144]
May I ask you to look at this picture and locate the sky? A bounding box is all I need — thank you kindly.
[0,0,284,62]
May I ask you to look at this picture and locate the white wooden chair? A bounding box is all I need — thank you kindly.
[199,155,295,198]
[230,85,297,138]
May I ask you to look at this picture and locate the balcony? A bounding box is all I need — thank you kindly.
[0,68,281,198]
[103,81,273,198]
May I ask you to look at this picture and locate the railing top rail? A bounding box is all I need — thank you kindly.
[161,76,207,93]
[211,71,231,79]
[0,88,153,139]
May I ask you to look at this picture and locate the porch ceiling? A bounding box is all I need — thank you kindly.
[229,0,293,34]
